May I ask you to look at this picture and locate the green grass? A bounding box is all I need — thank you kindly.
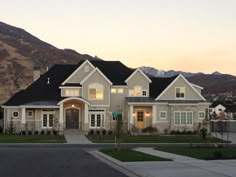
[0,135,66,143]
[156,147,236,160]
[100,148,171,162]
[87,134,227,143]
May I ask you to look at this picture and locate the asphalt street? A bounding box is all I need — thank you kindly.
[0,147,128,177]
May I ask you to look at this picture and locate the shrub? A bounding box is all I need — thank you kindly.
[199,128,207,139]
[47,131,52,135]
[108,130,113,135]
[88,129,94,135]
[141,126,158,134]
[163,128,169,134]
[41,130,45,135]
[34,131,39,135]
[96,130,100,135]
[21,131,26,135]
[102,129,106,135]
[28,131,32,135]
[213,151,223,159]
[53,130,58,135]
[170,130,176,135]
[175,130,180,135]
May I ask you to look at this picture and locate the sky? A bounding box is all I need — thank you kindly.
[1,0,236,75]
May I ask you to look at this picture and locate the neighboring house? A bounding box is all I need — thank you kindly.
[2,60,209,134]
[209,101,226,118]
[225,105,236,119]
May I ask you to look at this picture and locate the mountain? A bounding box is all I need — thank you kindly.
[139,66,203,78]
[0,21,97,105]
[140,66,236,100]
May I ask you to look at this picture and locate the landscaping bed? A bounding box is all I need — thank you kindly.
[100,148,171,162]
[0,135,66,143]
[87,134,227,143]
[155,146,236,160]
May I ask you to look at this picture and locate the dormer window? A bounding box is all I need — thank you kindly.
[176,87,185,99]
[88,83,104,100]
[65,89,80,97]
[129,86,142,96]
[142,90,147,96]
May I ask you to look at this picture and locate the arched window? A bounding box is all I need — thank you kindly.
[88,83,104,100]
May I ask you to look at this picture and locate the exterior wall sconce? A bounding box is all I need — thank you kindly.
[133,113,135,117]
[72,104,75,108]
[146,112,150,117]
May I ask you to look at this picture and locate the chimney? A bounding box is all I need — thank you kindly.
[33,67,41,81]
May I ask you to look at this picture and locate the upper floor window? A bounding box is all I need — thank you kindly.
[111,88,116,93]
[88,83,104,100]
[176,87,185,99]
[117,88,124,93]
[129,86,143,96]
[65,89,80,97]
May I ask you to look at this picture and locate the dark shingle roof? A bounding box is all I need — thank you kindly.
[149,75,178,98]
[4,64,78,106]
[90,60,133,85]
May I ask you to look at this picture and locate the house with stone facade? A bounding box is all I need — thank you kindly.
[2,60,210,134]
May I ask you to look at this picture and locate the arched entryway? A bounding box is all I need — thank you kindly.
[65,108,80,129]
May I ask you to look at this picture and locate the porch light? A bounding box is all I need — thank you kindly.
[72,104,75,108]
[133,113,135,117]
[146,112,150,117]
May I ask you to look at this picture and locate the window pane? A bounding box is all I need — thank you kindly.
[89,89,96,99]
[199,112,205,119]
[97,115,101,127]
[49,114,53,127]
[174,112,180,125]
[160,112,166,119]
[187,112,193,125]
[181,112,186,125]
[111,88,116,93]
[43,114,47,127]
[134,86,142,96]
[117,89,123,93]
[96,88,103,99]
[176,87,185,98]
[137,112,144,121]
[90,114,95,127]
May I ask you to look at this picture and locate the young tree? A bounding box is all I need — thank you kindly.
[115,114,123,151]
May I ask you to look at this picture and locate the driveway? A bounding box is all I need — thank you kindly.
[0,147,128,177]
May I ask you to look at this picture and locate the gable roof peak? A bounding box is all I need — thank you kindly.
[125,68,152,83]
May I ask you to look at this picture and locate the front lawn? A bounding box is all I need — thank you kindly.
[0,135,66,143]
[156,147,236,160]
[100,148,171,162]
[87,134,227,143]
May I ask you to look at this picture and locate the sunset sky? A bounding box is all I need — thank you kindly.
[1,0,236,75]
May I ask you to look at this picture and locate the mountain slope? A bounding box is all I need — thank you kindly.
[0,21,97,105]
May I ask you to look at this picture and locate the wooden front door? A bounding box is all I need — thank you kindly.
[66,109,79,129]
[136,111,145,129]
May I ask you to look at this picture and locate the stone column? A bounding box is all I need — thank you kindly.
[21,107,26,131]
[59,104,64,133]
[152,105,157,126]
[84,104,89,131]
[129,105,134,130]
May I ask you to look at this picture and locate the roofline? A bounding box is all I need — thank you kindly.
[125,68,152,83]
[59,86,81,89]
[2,105,59,108]
[61,60,95,85]
[57,97,90,105]
[191,83,204,90]
[155,74,206,101]
[80,67,113,85]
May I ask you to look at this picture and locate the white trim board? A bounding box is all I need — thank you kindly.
[80,67,113,85]
[125,68,152,83]
[61,60,95,85]
[155,74,206,101]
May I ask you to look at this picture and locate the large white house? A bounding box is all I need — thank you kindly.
[2,60,210,134]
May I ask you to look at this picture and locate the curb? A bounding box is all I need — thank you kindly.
[90,151,144,177]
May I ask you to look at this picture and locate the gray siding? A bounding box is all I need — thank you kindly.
[158,76,203,100]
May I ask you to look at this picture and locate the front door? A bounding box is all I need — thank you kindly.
[66,109,79,129]
[136,111,145,129]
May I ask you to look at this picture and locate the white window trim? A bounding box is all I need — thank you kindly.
[175,87,185,99]
[27,110,33,118]
[174,111,193,126]
[142,90,148,97]
[65,88,80,97]
[89,110,105,129]
[12,111,19,118]
[117,88,124,94]
[198,111,205,120]
[41,111,55,129]
[159,111,167,120]
[88,83,104,100]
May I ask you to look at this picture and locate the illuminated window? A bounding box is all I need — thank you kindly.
[111,88,116,93]
[176,87,185,98]
[88,83,104,100]
[65,89,80,96]
[117,88,123,93]
[129,86,142,96]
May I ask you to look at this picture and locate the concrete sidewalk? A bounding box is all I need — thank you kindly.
[94,147,236,177]
[211,132,236,144]
[64,131,93,144]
